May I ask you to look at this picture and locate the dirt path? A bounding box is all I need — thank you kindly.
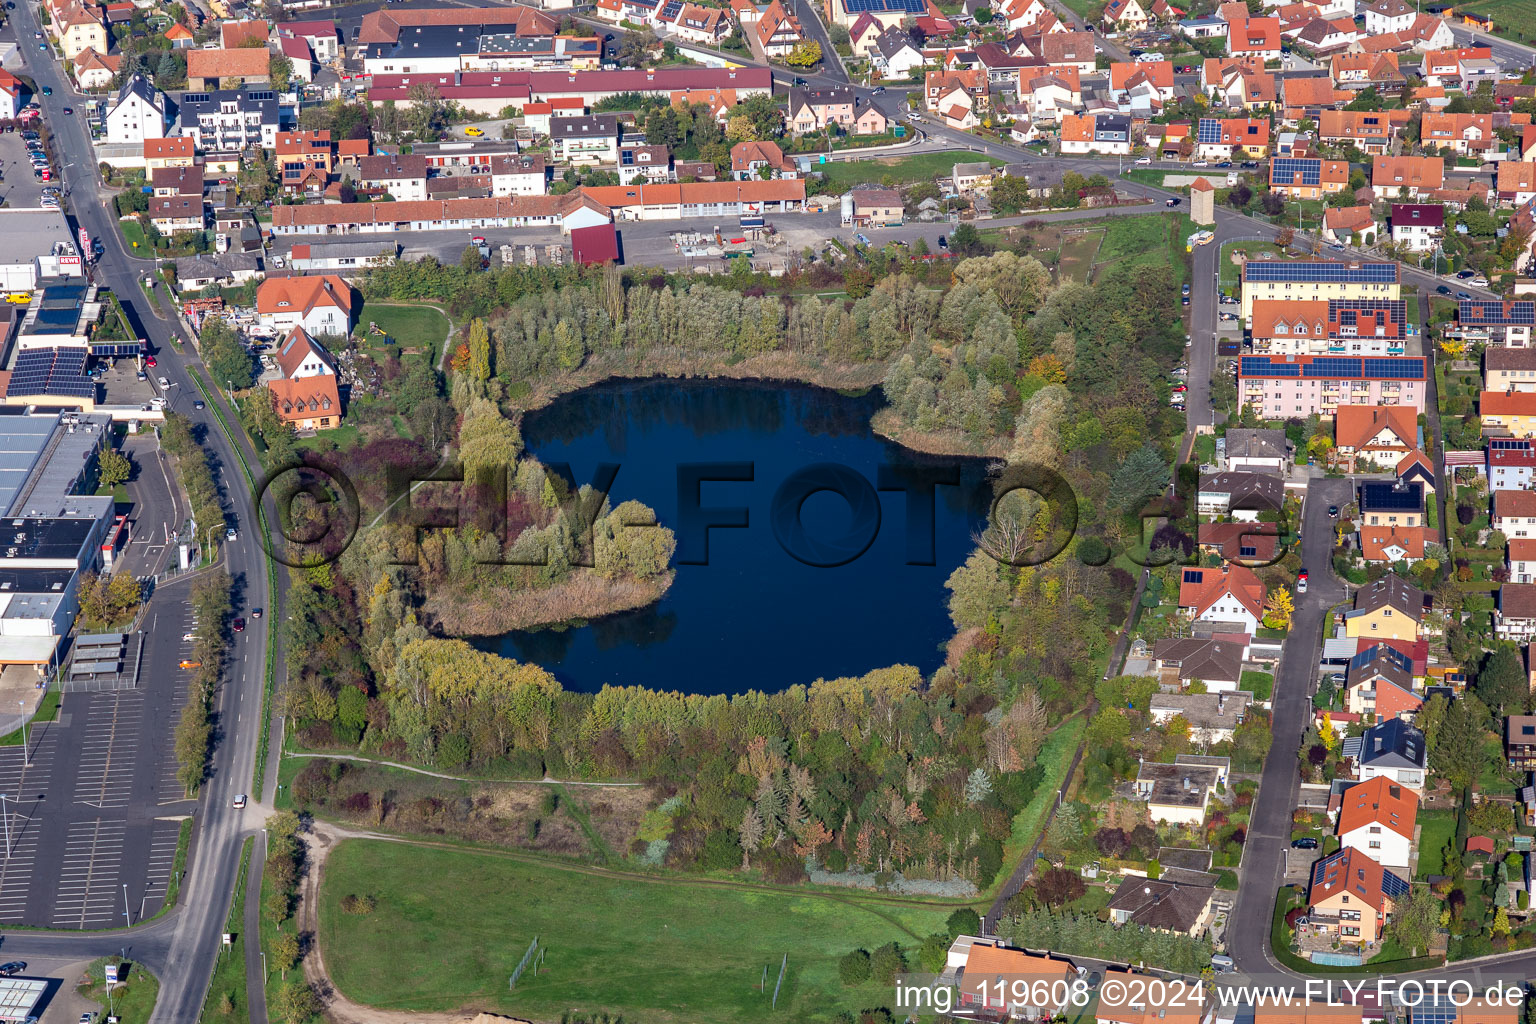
[283,751,642,786]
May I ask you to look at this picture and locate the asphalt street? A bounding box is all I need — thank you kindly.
[0,2,279,1020]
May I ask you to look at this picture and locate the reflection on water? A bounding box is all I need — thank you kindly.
[477,379,991,694]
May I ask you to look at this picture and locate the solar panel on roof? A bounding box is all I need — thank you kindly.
[1362,357,1423,379]
[1272,157,1320,186]
[1381,868,1409,900]
[6,346,94,400]
[1243,260,1397,283]
[1197,118,1221,144]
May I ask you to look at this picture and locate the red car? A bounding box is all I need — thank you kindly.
[233,617,245,632]
[1172,383,1187,392]
[145,354,156,367]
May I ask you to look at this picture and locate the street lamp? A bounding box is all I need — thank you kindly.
[17,701,26,767]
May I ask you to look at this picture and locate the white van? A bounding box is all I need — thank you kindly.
[1211,954,1235,973]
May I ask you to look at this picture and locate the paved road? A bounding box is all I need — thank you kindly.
[1225,475,1351,977]
[0,3,277,1021]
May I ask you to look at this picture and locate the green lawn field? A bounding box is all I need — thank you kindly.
[1446,0,1536,43]
[819,150,1002,189]
[353,302,450,356]
[319,839,959,1023]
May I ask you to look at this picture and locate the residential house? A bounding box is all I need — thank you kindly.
[186,47,271,91]
[1194,117,1270,160]
[1491,440,1536,490]
[1149,690,1253,744]
[151,164,203,198]
[171,251,262,290]
[1001,0,1052,31]
[276,20,341,62]
[1498,162,1536,207]
[1481,391,1536,439]
[550,114,620,164]
[147,196,204,234]
[1060,112,1132,155]
[1509,539,1536,584]
[1497,583,1536,641]
[1322,205,1379,245]
[1096,970,1210,1024]
[1330,51,1402,89]
[668,3,730,44]
[847,186,903,226]
[616,144,670,184]
[1106,876,1215,935]
[1151,636,1247,692]
[1345,643,1422,720]
[1268,157,1348,199]
[1202,58,1276,111]
[1351,718,1427,791]
[1359,523,1437,564]
[1358,480,1423,529]
[1197,521,1282,565]
[72,49,121,91]
[789,85,857,134]
[144,137,196,170]
[1178,563,1266,635]
[357,153,428,202]
[1227,17,1283,61]
[273,326,336,380]
[1485,346,1536,393]
[1506,715,1536,771]
[1371,155,1442,198]
[1494,490,1536,539]
[1361,0,1414,34]
[954,942,1078,1018]
[730,140,795,180]
[255,274,355,337]
[1420,112,1495,156]
[486,153,549,197]
[1317,109,1395,154]
[104,74,168,147]
[1283,75,1347,120]
[1421,45,1494,87]
[1103,0,1150,29]
[1039,30,1096,73]
[951,161,994,193]
[53,4,108,62]
[1134,755,1229,826]
[1397,450,1435,494]
[163,23,194,48]
[1342,576,1424,641]
[848,12,884,54]
[923,70,989,125]
[275,129,333,195]
[179,87,280,151]
[871,26,925,77]
[1293,16,1359,52]
[1470,301,1536,349]
[1336,775,1418,871]
[1389,204,1443,253]
[1224,427,1289,470]
[1307,847,1406,946]
[853,104,889,135]
[1197,470,1284,520]
[268,377,343,432]
[1019,69,1082,122]
[1335,404,1417,465]
[755,0,803,57]
[1237,354,1425,418]
[219,19,270,48]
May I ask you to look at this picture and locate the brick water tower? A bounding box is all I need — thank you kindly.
[1190,177,1215,226]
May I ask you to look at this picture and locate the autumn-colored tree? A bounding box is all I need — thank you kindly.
[1027,353,1067,384]
[1263,587,1294,630]
[449,342,471,374]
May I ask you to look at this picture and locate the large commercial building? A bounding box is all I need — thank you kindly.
[0,210,84,294]
[364,67,773,115]
[1240,258,1400,322]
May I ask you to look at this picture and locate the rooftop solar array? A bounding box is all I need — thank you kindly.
[6,346,93,400]
[844,0,925,12]
[1331,299,1406,326]
[91,341,143,358]
[1239,356,1424,379]
[1492,438,1532,451]
[1271,157,1320,185]
[1380,867,1409,899]
[1460,300,1536,326]
[1244,260,1398,283]
[1196,118,1221,144]
[1361,481,1423,510]
[1349,643,1411,673]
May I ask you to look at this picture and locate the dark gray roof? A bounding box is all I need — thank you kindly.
[364,23,486,60]
[1151,636,1244,681]
[1106,876,1214,932]
[1358,718,1426,769]
[1346,643,1414,691]
[550,114,620,139]
[1347,574,1426,619]
[1224,428,1288,461]
[113,73,162,113]
[179,86,278,122]
[1199,470,1284,511]
[1360,480,1423,512]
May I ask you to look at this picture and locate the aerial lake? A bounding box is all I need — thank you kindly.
[479,379,992,695]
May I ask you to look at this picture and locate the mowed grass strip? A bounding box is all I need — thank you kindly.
[319,839,955,1023]
[818,151,1002,189]
[354,302,450,355]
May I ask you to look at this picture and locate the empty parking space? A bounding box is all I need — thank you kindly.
[72,691,144,809]
[52,818,127,928]
[141,818,182,914]
[0,816,41,923]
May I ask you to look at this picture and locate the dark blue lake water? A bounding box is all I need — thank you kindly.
[478,379,992,694]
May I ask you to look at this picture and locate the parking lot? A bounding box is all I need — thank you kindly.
[0,122,57,210]
[0,595,195,928]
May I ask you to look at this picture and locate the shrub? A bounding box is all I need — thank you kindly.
[340,893,376,915]
[839,949,872,985]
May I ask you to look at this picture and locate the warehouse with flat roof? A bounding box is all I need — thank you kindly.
[0,208,84,294]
